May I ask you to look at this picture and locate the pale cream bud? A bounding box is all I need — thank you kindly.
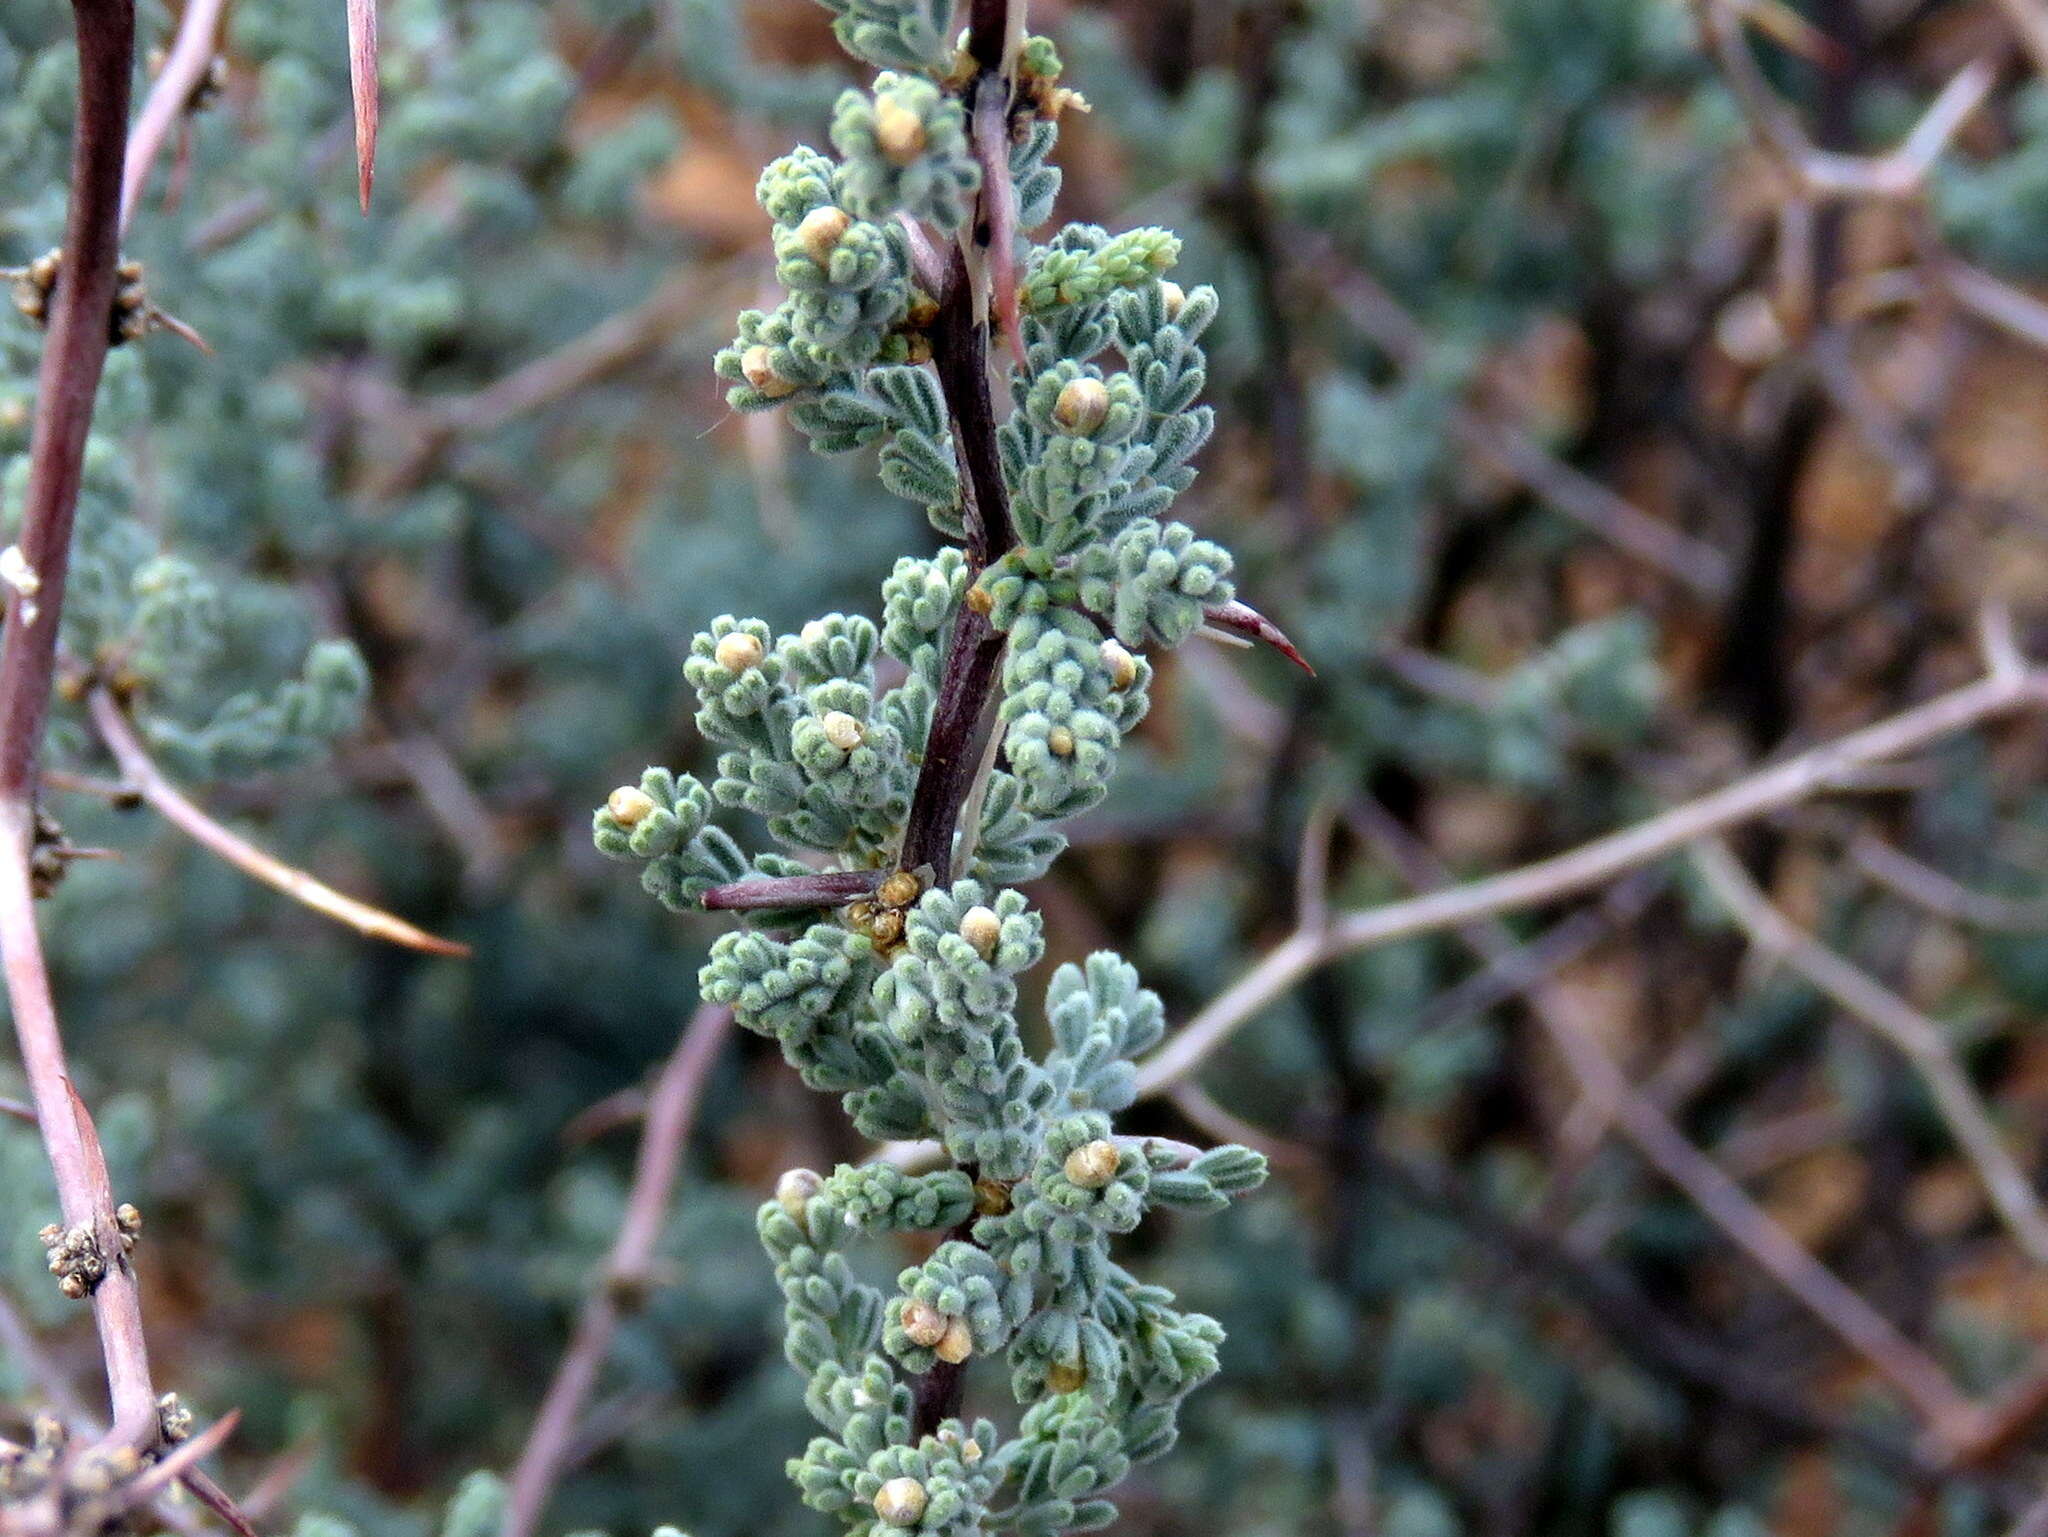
[1099,639,1138,689]
[741,344,797,399]
[821,710,865,751]
[1047,725,1076,757]
[935,1316,973,1364]
[875,98,927,166]
[959,904,1001,959]
[877,869,923,909]
[607,786,657,826]
[797,205,851,265]
[874,1477,928,1527]
[1063,1138,1120,1190]
[1158,279,1185,319]
[900,1299,950,1348]
[1052,376,1110,435]
[714,631,765,672]
[775,1167,825,1220]
[1045,1360,1087,1394]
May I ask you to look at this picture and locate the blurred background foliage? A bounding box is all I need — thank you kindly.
[6,0,2048,1534]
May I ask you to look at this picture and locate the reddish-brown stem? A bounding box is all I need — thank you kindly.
[501,1002,735,1537]
[0,0,135,806]
[0,0,159,1452]
[895,1,1023,1441]
[0,830,155,1440]
[699,869,882,911]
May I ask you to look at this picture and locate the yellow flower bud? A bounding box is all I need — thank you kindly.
[796,205,851,265]
[1052,376,1110,435]
[607,786,656,827]
[1159,279,1185,319]
[935,1316,973,1364]
[714,630,765,673]
[775,1167,824,1220]
[877,869,923,909]
[874,1477,928,1527]
[1047,725,1076,757]
[1045,1361,1087,1395]
[1099,639,1138,689]
[741,344,797,399]
[900,1299,950,1348]
[1063,1138,1120,1190]
[875,98,927,166]
[959,904,1001,959]
[821,710,865,751]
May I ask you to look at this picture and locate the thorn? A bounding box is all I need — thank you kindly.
[1202,598,1314,675]
[346,0,379,212]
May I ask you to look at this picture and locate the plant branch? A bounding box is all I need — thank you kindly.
[88,686,470,957]
[1134,654,2048,1095]
[0,0,163,1454]
[0,0,135,808]
[892,0,1024,1441]
[700,869,883,911]
[1313,251,1736,599]
[119,0,227,233]
[501,1001,735,1537]
[1692,0,1993,200]
[1342,798,1977,1443]
[1692,837,2048,1266]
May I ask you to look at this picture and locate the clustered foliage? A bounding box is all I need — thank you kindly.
[10,0,2048,1534]
[596,4,1269,1533]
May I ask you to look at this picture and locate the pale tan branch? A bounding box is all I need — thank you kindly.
[0,810,156,1442]
[501,1002,734,1537]
[87,687,469,957]
[1135,661,2048,1096]
[1849,832,2048,933]
[1694,0,1993,200]
[119,0,227,233]
[1340,800,1977,1441]
[1692,838,2048,1267]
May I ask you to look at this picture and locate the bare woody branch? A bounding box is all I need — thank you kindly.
[501,1002,735,1537]
[1691,838,2048,1267]
[1133,652,2048,1096]
[88,687,470,957]
[1691,0,1993,200]
[1340,798,1978,1447]
[119,0,228,233]
[0,0,164,1452]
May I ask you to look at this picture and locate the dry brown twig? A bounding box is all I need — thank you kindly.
[1133,630,2048,1096]
[119,0,227,234]
[1691,837,2048,1265]
[87,686,469,957]
[1692,0,1993,202]
[0,0,165,1458]
[501,1002,735,1537]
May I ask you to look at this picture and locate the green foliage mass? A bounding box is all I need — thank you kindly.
[6,1,2048,1536]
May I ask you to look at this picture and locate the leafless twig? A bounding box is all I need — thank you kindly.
[1692,838,2048,1266]
[119,0,227,233]
[501,1002,734,1537]
[1850,832,2048,933]
[0,0,163,1453]
[88,687,469,957]
[1135,655,2048,1095]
